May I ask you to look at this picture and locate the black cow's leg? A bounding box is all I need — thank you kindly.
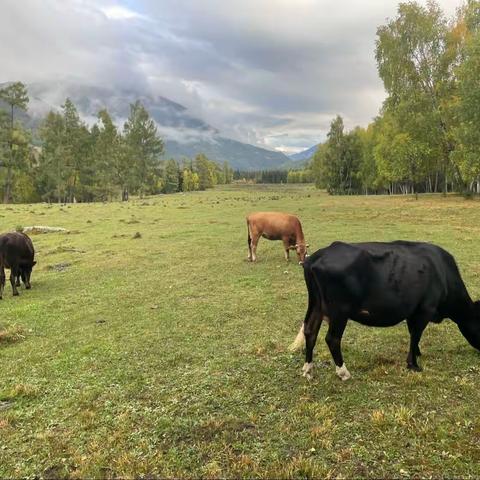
[406,316,429,371]
[302,303,323,379]
[15,272,21,288]
[325,316,351,380]
[22,270,31,289]
[0,266,5,300]
[10,267,19,296]
[407,319,422,357]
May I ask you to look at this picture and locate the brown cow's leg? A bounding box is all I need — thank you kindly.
[10,267,19,296]
[283,238,291,262]
[251,234,259,262]
[247,221,253,261]
[325,316,351,380]
[0,266,5,300]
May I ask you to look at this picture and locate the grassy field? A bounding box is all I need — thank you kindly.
[1,184,480,478]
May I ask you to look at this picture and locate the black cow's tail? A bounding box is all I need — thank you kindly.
[247,219,252,252]
[289,263,315,351]
[289,323,305,351]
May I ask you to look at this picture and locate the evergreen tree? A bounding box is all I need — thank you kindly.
[38,111,69,202]
[123,101,164,198]
[164,159,179,193]
[93,109,124,200]
[0,82,29,203]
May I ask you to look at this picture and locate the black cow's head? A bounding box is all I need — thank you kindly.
[457,300,480,351]
[473,301,480,324]
[21,261,36,289]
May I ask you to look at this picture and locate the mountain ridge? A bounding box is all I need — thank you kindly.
[289,143,319,161]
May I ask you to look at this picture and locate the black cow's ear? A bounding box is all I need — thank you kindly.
[32,261,37,266]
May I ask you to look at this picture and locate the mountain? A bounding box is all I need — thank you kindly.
[1,80,290,171]
[289,143,319,161]
[278,158,310,170]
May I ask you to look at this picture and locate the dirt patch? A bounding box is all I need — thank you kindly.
[46,263,72,272]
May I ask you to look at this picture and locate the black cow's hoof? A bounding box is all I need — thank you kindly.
[407,364,422,372]
[26,286,31,290]
[13,292,19,297]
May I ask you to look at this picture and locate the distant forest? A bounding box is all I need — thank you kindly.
[233,169,312,184]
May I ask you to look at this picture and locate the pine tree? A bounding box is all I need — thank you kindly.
[93,109,124,200]
[0,82,29,203]
[164,159,179,193]
[123,101,164,198]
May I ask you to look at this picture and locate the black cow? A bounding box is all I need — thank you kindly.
[0,232,36,299]
[291,241,480,380]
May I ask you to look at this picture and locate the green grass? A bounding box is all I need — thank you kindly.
[1,184,480,478]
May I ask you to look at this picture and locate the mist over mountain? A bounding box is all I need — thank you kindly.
[288,144,319,162]
[1,80,292,171]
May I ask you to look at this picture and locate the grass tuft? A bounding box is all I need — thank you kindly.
[0,325,26,345]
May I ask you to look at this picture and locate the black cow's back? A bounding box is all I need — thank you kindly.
[305,241,464,326]
[0,232,35,269]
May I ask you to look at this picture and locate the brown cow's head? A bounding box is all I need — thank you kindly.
[295,243,309,264]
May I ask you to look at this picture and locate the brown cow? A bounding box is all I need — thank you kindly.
[0,232,36,299]
[246,212,309,263]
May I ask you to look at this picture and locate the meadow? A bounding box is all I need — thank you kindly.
[1,184,480,478]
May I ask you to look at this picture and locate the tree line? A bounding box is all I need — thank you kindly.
[312,0,480,196]
[233,168,313,184]
[0,83,233,203]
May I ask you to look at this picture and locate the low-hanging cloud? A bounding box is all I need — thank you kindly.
[0,0,462,153]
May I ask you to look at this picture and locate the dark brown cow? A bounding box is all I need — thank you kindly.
[0,232,36,299]
[246,212,309,263]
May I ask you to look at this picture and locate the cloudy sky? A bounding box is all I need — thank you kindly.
[1,0,462,154]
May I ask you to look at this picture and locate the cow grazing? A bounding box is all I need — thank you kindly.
[0,232,36,299]
[291,240,480,380]
[246,212,309,263]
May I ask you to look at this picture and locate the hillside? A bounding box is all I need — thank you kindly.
[289,143,319,161]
